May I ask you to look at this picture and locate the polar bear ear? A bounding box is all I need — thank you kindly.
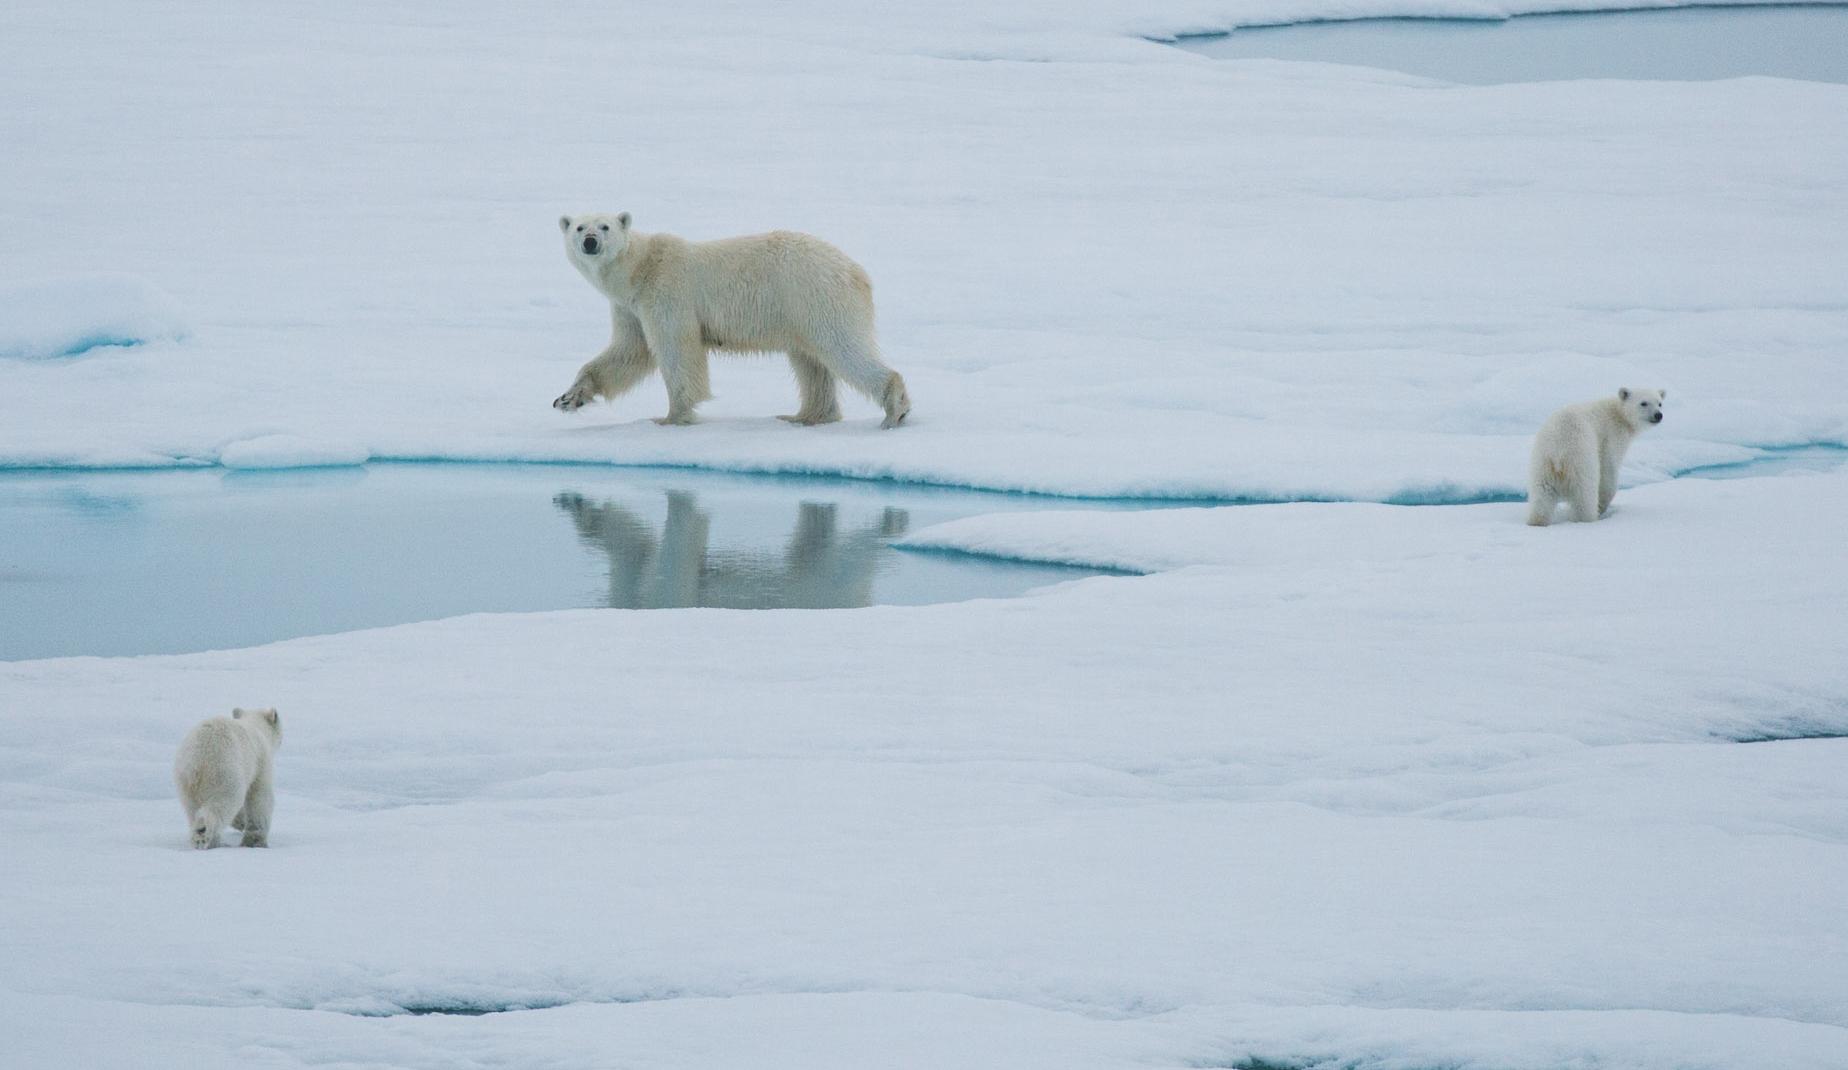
[1618,387,1631,401]
[261,709,279,727]
[617,212,631,231]
[231,708,245,718]
[1657,389,1667,400]
[558,215,573,233]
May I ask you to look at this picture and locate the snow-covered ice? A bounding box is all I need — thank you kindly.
[4,473,1847,1068]
[0,274,186,360]
[2,0,1846,1066]
[216,434,370,471]
[2,1,1844,492]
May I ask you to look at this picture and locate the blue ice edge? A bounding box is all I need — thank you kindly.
[881,443,1848,575]
[0,442,1840,505]
[1148,0,1843,40]
[0,335,151,360]
[52,335,148,358]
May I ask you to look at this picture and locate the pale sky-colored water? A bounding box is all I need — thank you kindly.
[1175,5,1848,84]
[0,465,1132,660]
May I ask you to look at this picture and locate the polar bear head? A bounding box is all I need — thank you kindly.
[231,706,282,746]
[559,212,632,265]
[1616,387,1666,429]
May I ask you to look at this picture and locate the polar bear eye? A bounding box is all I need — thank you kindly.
[576,225,585,233]
[599,224,609,232]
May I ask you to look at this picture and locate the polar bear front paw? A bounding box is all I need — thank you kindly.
[553,385,592,412]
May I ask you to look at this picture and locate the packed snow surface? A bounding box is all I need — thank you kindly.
[4,473,1848,1068]
[0,274,186,360]
[2,0,1846,1067]
[1,1,1844,494]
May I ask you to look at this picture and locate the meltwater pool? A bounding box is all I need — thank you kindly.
[1173,5,1848,85]
[4,448,1838,660]
[0,465,1135,661]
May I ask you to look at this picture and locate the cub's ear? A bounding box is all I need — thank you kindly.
[262,709,279,727]
[1657,389,1667,400]
[1618,387,1631,401]
[617,212,631,230]
[231,708,245,718]
[558,215,573,233]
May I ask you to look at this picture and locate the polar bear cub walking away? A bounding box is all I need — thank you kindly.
[552,213,911,428]
[1527,387,1666,526]
[174,707,282,849]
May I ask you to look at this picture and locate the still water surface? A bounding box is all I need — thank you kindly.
[0,465,1130,660]
[1174,5,1848,85]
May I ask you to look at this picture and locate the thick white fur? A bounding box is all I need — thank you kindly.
[173,707,282,849]
[1527,387,1666,526]
[552,212,911,428]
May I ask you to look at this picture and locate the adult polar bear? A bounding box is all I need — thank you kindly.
[552,213,911,428]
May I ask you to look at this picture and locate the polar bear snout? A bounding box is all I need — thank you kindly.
[581,234,601,255]
[1650,411,1663,424]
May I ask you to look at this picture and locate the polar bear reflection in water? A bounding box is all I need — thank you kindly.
[554,491,909,609]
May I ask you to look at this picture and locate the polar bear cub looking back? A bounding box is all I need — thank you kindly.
[174,707,281,849]
[552,212,911,429]
[1527,387,1665,525]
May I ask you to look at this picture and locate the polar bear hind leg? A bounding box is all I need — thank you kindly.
[189,806,223,850]
[781,352,844,425]
[1526,479,1559,526]
[879,371,911,429]
[811,332,908,429]
[239,779,274,848]
[1565,453,1601,522]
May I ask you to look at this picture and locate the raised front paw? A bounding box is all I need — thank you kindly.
[553,385,591,412]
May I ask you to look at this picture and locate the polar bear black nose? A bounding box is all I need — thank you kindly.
[582,236,600,254]
[1651,412,1663,423]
